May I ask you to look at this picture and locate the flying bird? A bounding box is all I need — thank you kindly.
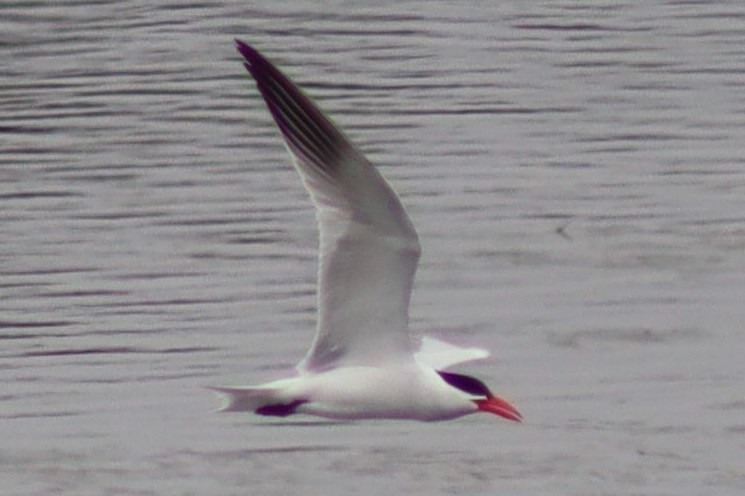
[211,39,522,423]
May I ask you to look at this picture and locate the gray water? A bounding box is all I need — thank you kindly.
[3,1,745,494]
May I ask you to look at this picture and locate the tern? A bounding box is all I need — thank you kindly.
[211,39,522,423]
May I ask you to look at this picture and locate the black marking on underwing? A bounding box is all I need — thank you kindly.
[437,371,493,397]
[255,399,308,417]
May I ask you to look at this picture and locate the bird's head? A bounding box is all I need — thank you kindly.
[437,370,522,422]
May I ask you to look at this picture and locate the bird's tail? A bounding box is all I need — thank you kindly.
[207,386,282,413]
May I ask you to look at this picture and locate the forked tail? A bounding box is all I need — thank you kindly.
[208,386,306,417]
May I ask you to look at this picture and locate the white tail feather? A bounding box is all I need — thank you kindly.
[207,386,281,413]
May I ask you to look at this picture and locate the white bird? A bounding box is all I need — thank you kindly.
[210,39,522,423]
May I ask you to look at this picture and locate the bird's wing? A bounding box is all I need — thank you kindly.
[236,40,421,373]
[414,336,490,370]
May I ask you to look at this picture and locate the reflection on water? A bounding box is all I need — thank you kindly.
[2,1,745,494]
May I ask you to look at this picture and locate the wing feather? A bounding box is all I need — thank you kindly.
[236,40,421,372]
[414,336,490,370]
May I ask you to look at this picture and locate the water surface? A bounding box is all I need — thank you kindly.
[3,1,745,494]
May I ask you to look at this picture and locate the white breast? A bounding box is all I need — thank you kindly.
[288,362,478,421]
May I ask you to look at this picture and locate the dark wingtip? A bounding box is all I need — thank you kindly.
[232,37,350,174]
[235,38,267,71]
[235,38,248,52]
[234,38,249,53]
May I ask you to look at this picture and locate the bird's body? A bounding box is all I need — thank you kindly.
[299,365,474,421]
[211,40,522,424]
[222,363,476,421]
